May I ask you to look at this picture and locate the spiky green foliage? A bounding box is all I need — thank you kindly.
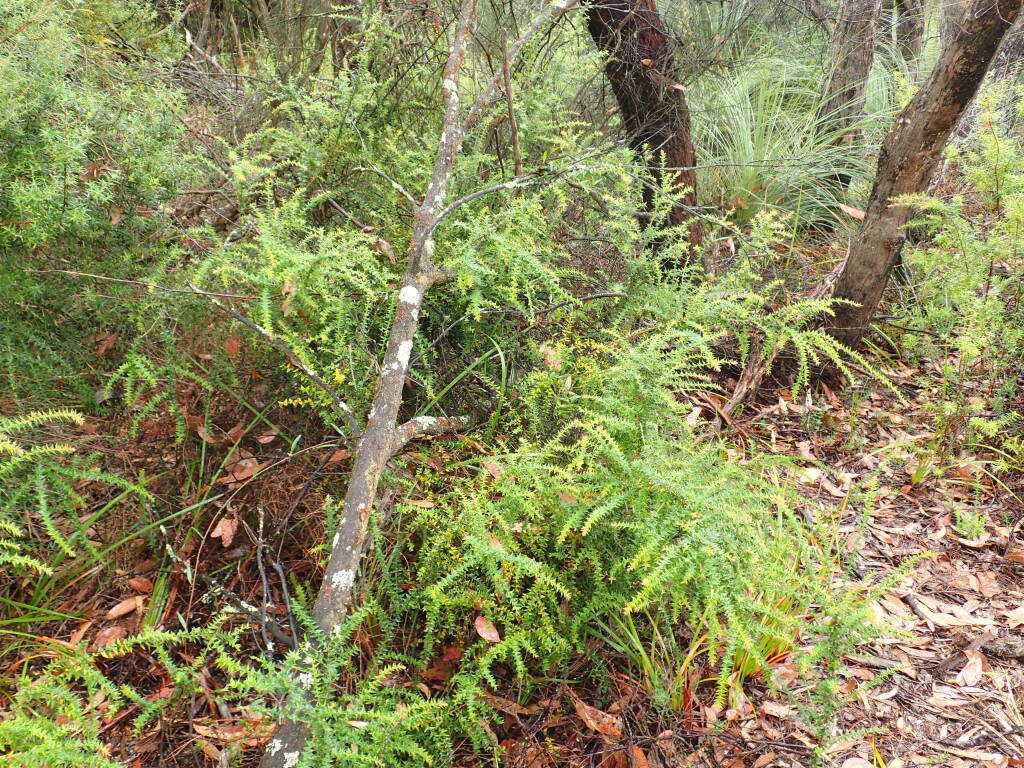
[0,0,189,403]
[0,409,147,576]
[889,83,1024,460]
[180,56,630,426]
[408,296,829,712]
[0,625,244,767]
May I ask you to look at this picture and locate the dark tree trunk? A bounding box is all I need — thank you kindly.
[819,0,883,154]
[586,0,700,251]
[826,0,1024,347]
[894,0,925,78]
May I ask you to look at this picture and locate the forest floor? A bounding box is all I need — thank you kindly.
[676,372,1024,768]
[464,362,1024,768]
[38,346,1018,768]
[6,299,1022,768]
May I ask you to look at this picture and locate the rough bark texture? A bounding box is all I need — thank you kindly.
[827,0,1024,347]
[819,0,884,149]
[586,0,700,248]
[894,0,926,78]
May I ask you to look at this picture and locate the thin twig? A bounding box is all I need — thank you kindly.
[255,504,273,651]
[161,532,294,649]
[189,283,360,435]
[26,269,256,300]
[353,165,417,207]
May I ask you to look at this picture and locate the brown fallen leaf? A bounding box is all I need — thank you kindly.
[837,203,866,220]
[760,701,794,718]
[210,517,239,548]
[628,745,650,768]
[127,576,153,593]
[224,336,241,359]
[405,499,435,508]
[655,731,676,759]
[926,694,967,707]
[105,597,140,620]
[1005,547,1024,564]
[325,448,353,463]
[67,621,93,647]
[216,457,268,485]
[281,279,296,316]
[1001,605,1024,628]
[840,759,874,768]
[568,690,622,739]
[481,692,540,716]
[421,645,462,682]
[90,624,127,650]
[78,159,113,182]
[255,428,278,444]
[954,649,987,686]
[475,615,501,643]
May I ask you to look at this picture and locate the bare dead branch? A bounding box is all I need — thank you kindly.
[258,4,585,763]
[392,414,474,452]
[258,0,485,763]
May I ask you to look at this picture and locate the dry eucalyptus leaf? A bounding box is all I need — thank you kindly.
[211,516,239,548]
[474,615,501,643]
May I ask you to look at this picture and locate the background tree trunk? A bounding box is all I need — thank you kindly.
[894,0,925,78]
[939,0,960,49]
[818,0,884,179]
[586,0,700,250]
[826,0,1024,347]
[993,17,1024,78]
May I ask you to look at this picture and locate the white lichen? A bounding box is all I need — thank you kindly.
[396,339,413,368]
[283,751,300,768]
[268,739,283,755]
[399,285,420,305]
[330,568,355,593]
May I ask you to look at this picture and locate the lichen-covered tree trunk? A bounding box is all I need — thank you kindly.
[586,0,700,250]
[826,0,1024,347]
[818,0,883,171]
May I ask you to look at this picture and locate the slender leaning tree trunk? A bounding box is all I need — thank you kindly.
[819,0,884,179]
[826,0,1024,347]
[586,0,700,250]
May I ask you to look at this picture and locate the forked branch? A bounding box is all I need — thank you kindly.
[258,1,580,765]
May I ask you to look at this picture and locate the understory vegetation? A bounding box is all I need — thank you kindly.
[1,1,1022,767]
